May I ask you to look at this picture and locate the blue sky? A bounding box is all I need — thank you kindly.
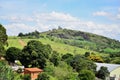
[0,0,120,40]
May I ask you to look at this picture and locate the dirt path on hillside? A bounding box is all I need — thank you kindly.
[18,39,26,47]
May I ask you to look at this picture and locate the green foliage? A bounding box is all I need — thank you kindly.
[5,47,21,62]
[53,61,77,80]
[70,54,96,72]
[110,57,120,64]
[20,40,52,68]
[44,61,77,80]
[0,61,21,80]
[84,52,90,57]
[78,69,95,80]
[18,30,40,38]
[36,72,50,80]
[0,43,5,56]
[0,24,8,45]
[61,53,73,65]
[0,24,8,56]
[96,66,109,80]
[50,51,60,66]
[23,74,31,80]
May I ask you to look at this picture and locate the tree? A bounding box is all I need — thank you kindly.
[20,40,52,68]
[61,53,73,65]
[96,66,109,80]
[18,32,24,37]
[5,47,21,62]
[84,52,90,57]
[0,24,8,56]
[0,24,8,45]
[36,73,49,80]
[50,51,60,66]
[70,54,96,72]
[78,69,95,80]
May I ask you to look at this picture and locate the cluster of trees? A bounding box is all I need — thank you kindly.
[18,30,40,38]
[5,39,110,80]
[0,24,110,80]
[6,40,52,68]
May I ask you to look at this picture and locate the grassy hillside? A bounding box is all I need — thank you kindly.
[41,28,120,54]
[16,28,120,55]
[7,37,106,56]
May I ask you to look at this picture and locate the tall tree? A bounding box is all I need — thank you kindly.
[0,24,8,45]
[20,40,52,68]
[0,24,8,56]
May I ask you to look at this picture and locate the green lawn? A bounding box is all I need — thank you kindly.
[7,37,107,56]
[6,38,23,49]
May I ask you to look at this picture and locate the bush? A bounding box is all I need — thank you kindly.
[36,72,49,80]
[78,69,95,80]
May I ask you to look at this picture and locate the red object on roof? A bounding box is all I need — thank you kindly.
[24,68,43,72]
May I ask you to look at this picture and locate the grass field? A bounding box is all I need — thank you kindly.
[7,37,107,56]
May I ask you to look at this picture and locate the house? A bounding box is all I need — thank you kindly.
[96,63,120,80]
[24,68,43,80]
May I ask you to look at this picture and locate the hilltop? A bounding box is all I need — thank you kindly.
[18,27,120,54]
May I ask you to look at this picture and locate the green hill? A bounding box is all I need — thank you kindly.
[7,37,105,56]
[41,28,120,54]
[15,28,120,54]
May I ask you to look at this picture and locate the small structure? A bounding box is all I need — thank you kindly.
[96,63,120,80]
[24,68,43,80]
[9,61,24,72]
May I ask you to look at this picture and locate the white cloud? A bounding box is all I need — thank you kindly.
[0,16,34,22]
[93,11,111,16]
[118,8,120,12]
[4,23,37,35]
[2,11,120,40]
[34,11,79,23]
[116,14,120,19]
[93,8,120,21]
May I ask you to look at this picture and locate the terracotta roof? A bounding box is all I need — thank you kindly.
[24,68,43,72]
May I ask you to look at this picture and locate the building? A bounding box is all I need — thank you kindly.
[96,63,120,80]
[24,68,43,80]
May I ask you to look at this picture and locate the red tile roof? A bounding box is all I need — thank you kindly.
[24,68,43,72]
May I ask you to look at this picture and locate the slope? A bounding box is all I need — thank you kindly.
[7,37,106,56]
